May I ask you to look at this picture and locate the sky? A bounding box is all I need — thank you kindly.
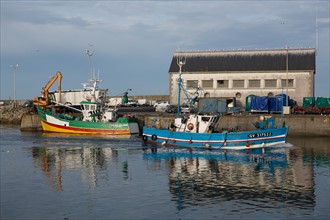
[1,0,329,100]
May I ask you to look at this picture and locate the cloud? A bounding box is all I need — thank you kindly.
[2,2,91,26]
[1,1,329,99]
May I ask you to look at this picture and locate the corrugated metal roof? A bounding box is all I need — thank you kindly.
[168,48,316,73]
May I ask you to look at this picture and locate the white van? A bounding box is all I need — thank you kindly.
[154,100,169,112]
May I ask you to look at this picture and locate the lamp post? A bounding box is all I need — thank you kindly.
[10,64,19,107]
[282,46,291,115]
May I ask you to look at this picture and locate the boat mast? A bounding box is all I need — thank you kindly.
[86,44,93,84]
[177,56,186,118]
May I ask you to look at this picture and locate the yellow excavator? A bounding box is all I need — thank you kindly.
[33,71,62,107]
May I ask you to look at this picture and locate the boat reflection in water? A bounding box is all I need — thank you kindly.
[142,144,315,212]
[28,135,328,217]
[31,133,140,191]
[32,146,105,191]
[143,146,289,169]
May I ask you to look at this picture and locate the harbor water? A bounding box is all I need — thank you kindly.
[1,124,329,220]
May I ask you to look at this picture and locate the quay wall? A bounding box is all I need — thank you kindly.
[0,106,33,124]
[219,114,329,136]
[20,113,42,131]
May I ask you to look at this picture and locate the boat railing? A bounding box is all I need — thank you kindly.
[212,116,222,131]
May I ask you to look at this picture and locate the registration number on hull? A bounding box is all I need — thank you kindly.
[248,132,272,138]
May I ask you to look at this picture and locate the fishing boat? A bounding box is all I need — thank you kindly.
[34,72,139,135]
[36,101,139,135]
[142,57,289,150]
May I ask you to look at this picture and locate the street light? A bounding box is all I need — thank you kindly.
[10,64,19,107]
[282,46,291,115]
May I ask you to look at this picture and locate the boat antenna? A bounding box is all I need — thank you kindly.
[86,44,93,83]
[177,56,186,118]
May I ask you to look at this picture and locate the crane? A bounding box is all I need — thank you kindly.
[33,71,62,107]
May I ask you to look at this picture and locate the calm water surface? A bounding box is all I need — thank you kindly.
[1,125,329,220]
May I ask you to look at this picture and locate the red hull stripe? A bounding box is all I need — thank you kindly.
[43,120,129,133]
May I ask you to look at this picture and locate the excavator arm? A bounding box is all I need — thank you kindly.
[33,71,62,107]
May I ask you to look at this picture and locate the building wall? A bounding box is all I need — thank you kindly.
[170,70,314,107]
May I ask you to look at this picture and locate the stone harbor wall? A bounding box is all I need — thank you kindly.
[0,106,35,124]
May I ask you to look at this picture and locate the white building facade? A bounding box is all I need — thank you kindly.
[169,48,316,107]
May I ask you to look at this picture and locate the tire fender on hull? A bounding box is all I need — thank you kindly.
[151,134,157,140]
[142,135,148,141]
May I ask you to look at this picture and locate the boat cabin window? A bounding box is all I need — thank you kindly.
[90,105,96,111]
[82,103,100,111]
[201,117,211,122]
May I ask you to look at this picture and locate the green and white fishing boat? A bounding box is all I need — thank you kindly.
[36,101,139,135]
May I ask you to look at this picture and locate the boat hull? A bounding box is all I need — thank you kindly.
[37,107,139,135]
[142,126,288,150]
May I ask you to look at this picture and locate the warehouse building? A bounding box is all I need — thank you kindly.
[168,48,316,107]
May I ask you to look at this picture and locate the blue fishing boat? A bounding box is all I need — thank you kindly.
[142,57,289,150]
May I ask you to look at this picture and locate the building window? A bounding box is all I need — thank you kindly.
[202,80,213,88]
[249,80,260,88]
[281,79,294,87]
[217,80,228,88]
[233,80,244,88]
[265,79,277,88]
[186,80,198,89]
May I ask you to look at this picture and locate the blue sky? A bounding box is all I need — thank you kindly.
[1,1,329,100]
